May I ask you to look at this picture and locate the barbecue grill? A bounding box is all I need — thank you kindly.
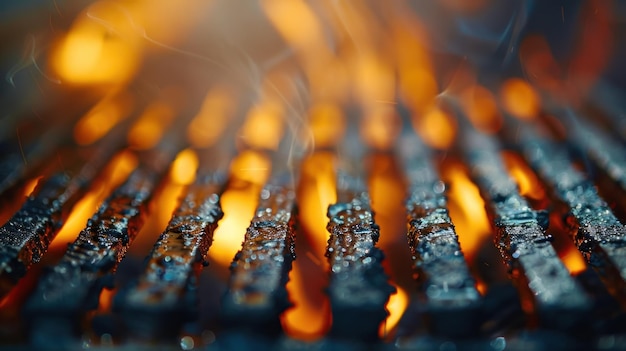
[1,1,626,350]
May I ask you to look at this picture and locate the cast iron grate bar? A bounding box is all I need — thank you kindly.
[325,133,394,342]
[516,123,626,303]
[399,131,481,338]
[459,126,591,330]
[562,108,626,195]
[220,172,296,337]
[114,169,225,340]
[24,133,185,346]
[0,127,128,297]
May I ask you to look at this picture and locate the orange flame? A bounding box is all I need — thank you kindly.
[48,150,138,255]
[440,159,491,261]
[127,100,176,150]
[460,85,502,134]
[263,0,331,64]
[23,177,42,197]
[413,105,457,150]
[97,287,117,313]
[51,2,143,85]
[208,150,270,267]
[51,0,214,86]
[187,87,236,149]
[281,258,331,340]
[499,78,540,121]
[501,151,546,203]
[393,18,438,114]
[128,149,198,256]
[238,100,284,151]
[380,285,409,337]
[561,245,587,275]
[74,90,135,145]
[297,152,336,257]
[170,148,199,186]
[352,52,398,150]
[307,103,346,149]
[368,154,406,250]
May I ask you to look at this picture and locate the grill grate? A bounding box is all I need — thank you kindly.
[0,89,625,350]
[2,4,626,347]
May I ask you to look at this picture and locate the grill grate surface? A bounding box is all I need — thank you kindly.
[1,90,626,350]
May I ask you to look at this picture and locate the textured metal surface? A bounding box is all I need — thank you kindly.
[461,128,590,330]
[399,133,481,337]
[221,178,296,335]
[24,138,182,348]
[115,172,224,339]
[325,170,394,341]
[517,124,626,302]
[565,108,626,194]
[0,133,126,297]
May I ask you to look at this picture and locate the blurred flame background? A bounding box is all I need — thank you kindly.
[1,0,624,342]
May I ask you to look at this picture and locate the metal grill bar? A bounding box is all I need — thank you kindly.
[325,166,394,341]
[516,123,626,303]
[221,176,296,336]
[399,132,481,338]
[460,127,591,330]
[115,171,225,339]
[0,129,127,297]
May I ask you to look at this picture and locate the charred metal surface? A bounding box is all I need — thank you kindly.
[399,134,481,337]
[326,171,394,341]
[0,137,54,197]
[221,178,296,335]
[0,137,125,297]
[115,173,225,339]
[23,162,167,342]
[517,125,626,302]
[461,129,590,330]
[565,109,626,194]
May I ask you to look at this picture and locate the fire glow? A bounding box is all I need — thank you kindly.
[1,0,623,348]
